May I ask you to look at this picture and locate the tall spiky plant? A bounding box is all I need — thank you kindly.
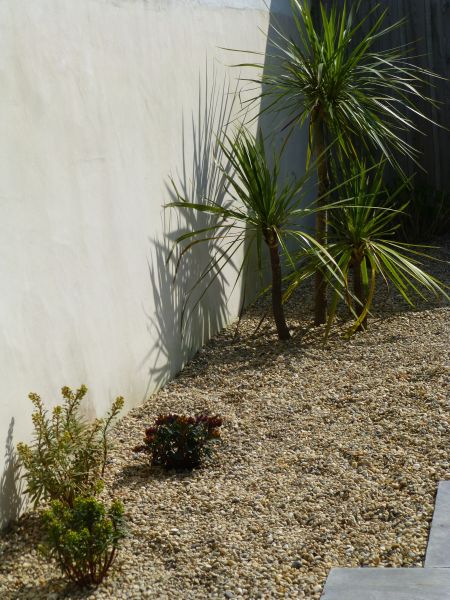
[239,0,443,325]
[325,160,447,335]
[167,127,343,340]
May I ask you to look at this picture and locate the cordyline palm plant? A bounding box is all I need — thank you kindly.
[239,0,443,325]
[320,160,448,335]
[167,127,342,340]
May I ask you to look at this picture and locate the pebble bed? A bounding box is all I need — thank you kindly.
[0,240,449,600]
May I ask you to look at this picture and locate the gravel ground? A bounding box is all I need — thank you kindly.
[1,238,449,600]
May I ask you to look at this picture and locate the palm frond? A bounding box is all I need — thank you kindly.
[167,126,347,337]
[239,0,444,175]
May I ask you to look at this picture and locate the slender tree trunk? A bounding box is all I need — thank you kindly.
[312,106,329,325]
[352,257,367,331]
[266,231,290,340]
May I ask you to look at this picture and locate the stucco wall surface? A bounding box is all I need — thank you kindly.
[0,0,298,525]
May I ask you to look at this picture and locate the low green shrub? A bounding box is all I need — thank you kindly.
[134,414,223,470]
[41,495,125,587]
[17,385,124,507]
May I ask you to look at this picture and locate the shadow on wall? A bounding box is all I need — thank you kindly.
[142,2,309,400]
[261,0,310,185]
[0,419,24,530]
[257,0,315,260]
[141,65,246,398]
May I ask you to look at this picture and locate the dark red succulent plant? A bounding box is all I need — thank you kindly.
[133,413,223,470]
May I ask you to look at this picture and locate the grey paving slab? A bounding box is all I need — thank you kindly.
[425,480,450,568]
[321,568,450,600]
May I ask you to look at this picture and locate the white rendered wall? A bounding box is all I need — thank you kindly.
[0,0,300,525]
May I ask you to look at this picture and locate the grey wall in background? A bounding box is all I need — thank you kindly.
[320,0,450,192]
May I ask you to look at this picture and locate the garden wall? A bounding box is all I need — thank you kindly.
[0,0,300,526]
[320,0,450,194]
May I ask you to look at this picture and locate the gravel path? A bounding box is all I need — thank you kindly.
[1,239,449,600]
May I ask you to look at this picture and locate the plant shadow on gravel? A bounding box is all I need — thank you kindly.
[112,460,168,492]
[0,513,68,600]
[113,460,153,487]
[113,457,215,492]
[10,580,77,600]
[0,512,43,569]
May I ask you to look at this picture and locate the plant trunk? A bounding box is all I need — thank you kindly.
[353,258,367,330]
[312,107,329,326]
[266,233,290,340]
